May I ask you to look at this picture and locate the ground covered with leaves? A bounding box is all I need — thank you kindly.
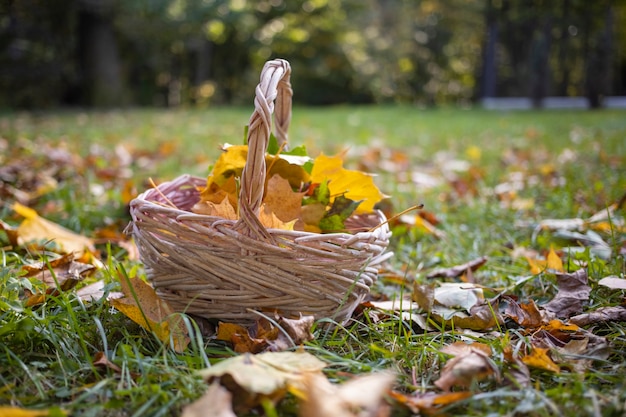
[1,107,625,417]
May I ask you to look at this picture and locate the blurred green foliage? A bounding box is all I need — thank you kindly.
[1,0,624,108]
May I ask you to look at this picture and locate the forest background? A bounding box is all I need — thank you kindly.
[1,0,625,109]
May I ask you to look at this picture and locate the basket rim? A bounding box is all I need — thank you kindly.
[131,174,392,242]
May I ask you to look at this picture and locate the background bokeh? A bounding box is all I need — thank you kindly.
[1,0,624,108]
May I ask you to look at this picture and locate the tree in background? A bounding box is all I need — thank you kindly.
[0,0,624,108]
[479,0,624,108]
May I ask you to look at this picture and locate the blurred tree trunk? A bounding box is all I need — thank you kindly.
[585,3,613,108]
[78,1,125,106]
[556,0,571,96]
[529,12,552,108]
[481,0,498,98]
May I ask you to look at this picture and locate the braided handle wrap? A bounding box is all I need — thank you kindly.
[237,59,292,237]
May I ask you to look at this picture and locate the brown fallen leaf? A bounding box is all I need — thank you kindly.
[267,315,315,352]
[259,204,296,230]
[93,351,130,376]
[192,195,238,220]
[444,302,501,331]
[502,346,531,389]
[569,306,626,326]
[263,174,305,224]
[426,256,488,279]
[441,341,492,357]
[543,269,591,318]
[22,253,95,290]
[434,347,498,391]
[504,297,544,328]
[299,372,395,417]
[412,283,435,312]
[554,338,592,373]
[182,381,237,417]
[111,274,189,352]
[217,315,314,353]
[217,322,268,354]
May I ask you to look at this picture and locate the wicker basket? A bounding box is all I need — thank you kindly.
[128,59,392,324]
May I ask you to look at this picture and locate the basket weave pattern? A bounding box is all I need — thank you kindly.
[129,59,392,324]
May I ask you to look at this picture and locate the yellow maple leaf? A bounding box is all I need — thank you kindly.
[522,347,560,373]
[267,156,310,190]
[208,145,249,188]
[12,202,96,260]
[526,247,564,274]
[310,153,387,214]
[111,275,189,352]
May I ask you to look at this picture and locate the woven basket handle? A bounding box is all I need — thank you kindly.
[237,59,292,235]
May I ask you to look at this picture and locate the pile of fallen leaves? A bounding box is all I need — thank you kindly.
[192,137,386,233]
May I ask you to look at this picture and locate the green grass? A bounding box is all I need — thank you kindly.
[1,106,625,416]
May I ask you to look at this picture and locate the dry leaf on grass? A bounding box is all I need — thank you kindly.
[598,276,626,290]
[413,282,501,331]
[10,202,97,261]
[22,253,95,290]
[435,344,498,391]
[521,347,560,373]
[502,346,531,388]
[182,381,237,417]
[504,298,544,328]
[299,372,395,417]
[570,306,626,326]
[217,316,314,353]
[426,256,488,279]
[111,275,189,352]
[543,269,591,318]
[198,351,327,411]
[92,351,137,377]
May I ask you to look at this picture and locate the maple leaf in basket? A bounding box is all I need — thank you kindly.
[193,140,387,233]
[310,152,388,214]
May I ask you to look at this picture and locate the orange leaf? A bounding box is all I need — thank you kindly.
[259,204,296,230]
[111,275,189,352]
[263,174,305,223]
[522,347,560,373]
[193,196,238,220]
